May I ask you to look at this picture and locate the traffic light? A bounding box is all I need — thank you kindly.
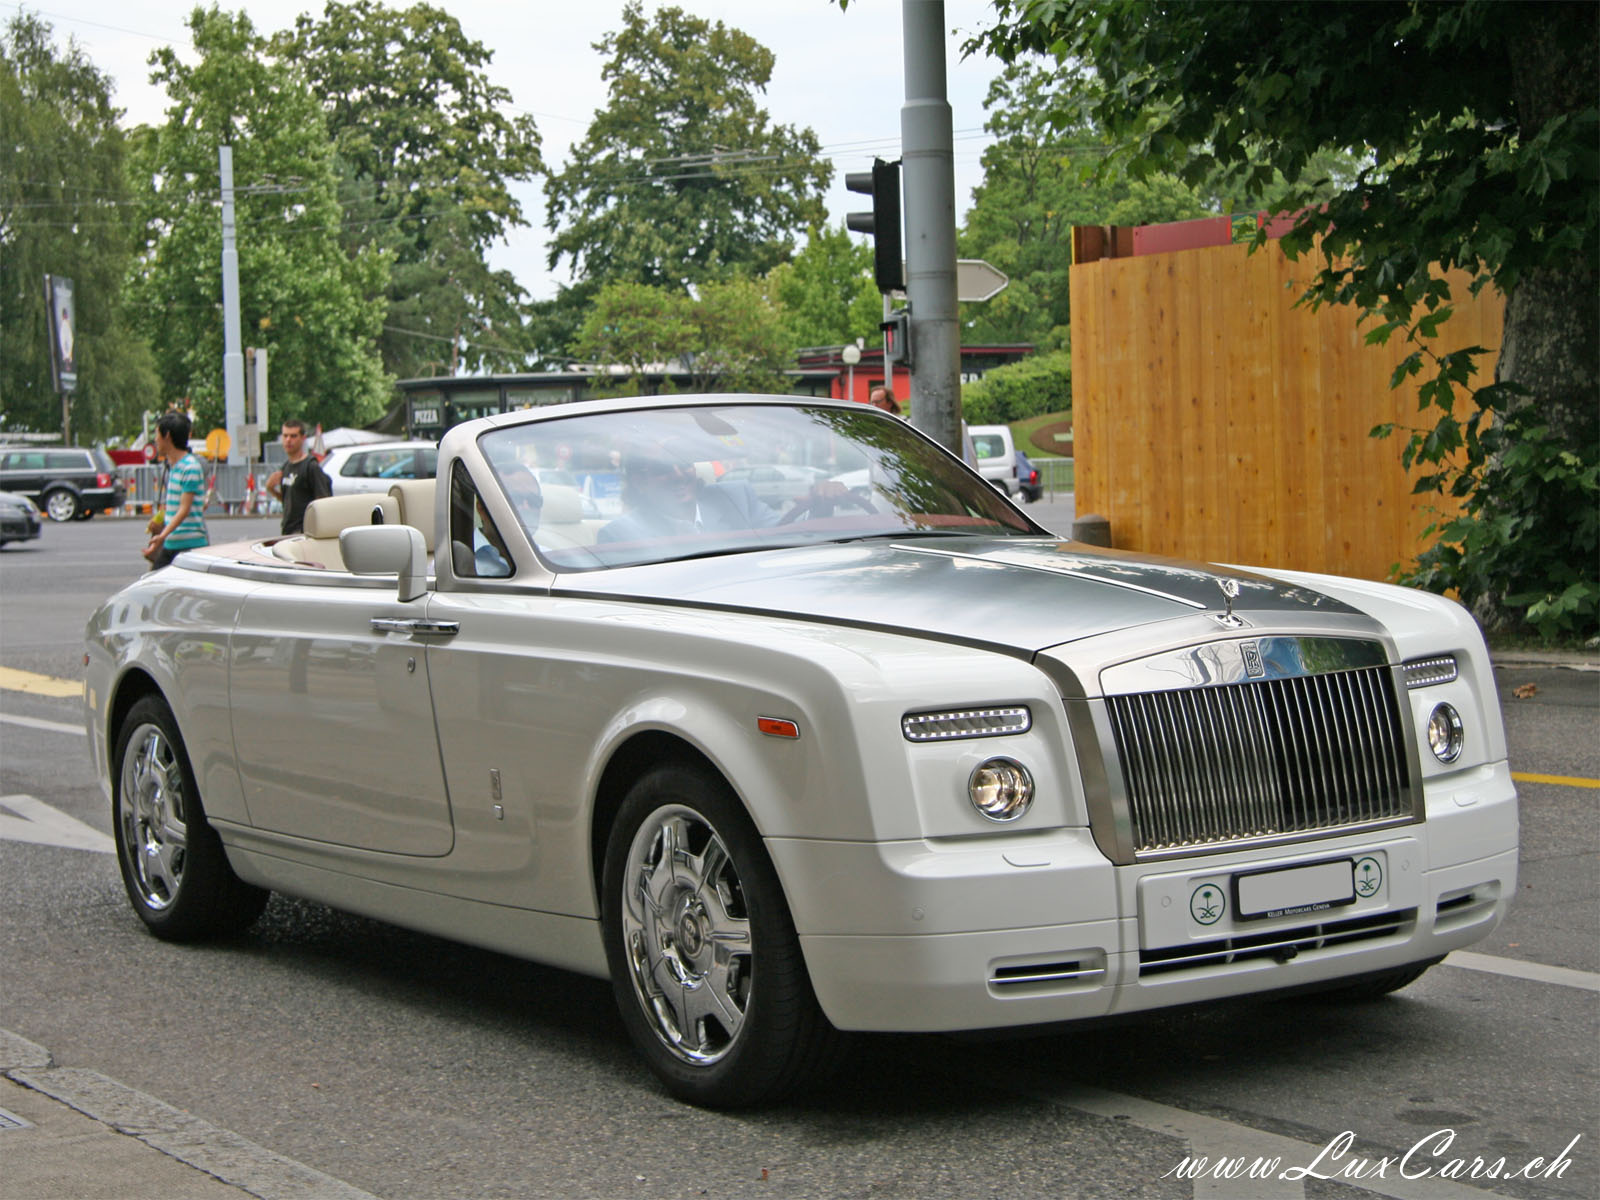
[846,158,904,294]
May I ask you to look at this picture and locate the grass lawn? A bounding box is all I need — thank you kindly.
[1011,410,1073,459]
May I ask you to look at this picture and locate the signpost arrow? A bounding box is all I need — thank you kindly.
[894,259,1009,303]
[956,259,1009,303]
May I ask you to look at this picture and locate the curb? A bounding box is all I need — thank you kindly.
[0,1028,379,1200]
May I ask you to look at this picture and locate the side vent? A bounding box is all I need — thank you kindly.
[1434,884,1500,932]
[988,952,1107,994]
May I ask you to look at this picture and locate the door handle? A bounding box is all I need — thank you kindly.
[370,617,459,637]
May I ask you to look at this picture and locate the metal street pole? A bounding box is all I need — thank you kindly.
[901,0,960,453]
[219,145,246,465]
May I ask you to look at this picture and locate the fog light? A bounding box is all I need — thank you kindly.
[1426,703,1464,763]
[968,758,1033,822]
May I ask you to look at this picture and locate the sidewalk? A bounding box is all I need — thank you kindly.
[0,1028,377,1200]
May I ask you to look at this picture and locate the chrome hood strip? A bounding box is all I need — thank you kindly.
[554,538,1362,656]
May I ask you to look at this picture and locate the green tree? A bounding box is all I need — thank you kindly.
[274,2,543,379]
[763,223,882,353]
[545,2,831,292]
[0,12,157,442]
[570,282,694,393]
[971,1,1599,637]
[570,278,790,396]
[958,58,1363,349]
[127,7,390,432]
[686,278,790,394]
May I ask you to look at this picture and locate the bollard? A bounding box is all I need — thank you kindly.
[1072,513,1112,547]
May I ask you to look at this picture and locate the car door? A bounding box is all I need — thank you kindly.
[228,578,455,855]
[0,451,47,500]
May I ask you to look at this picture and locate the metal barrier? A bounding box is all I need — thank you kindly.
[1035,457,1074,501]
[119,465,160,515]
[120,459,275,516]
[207,462,251,513]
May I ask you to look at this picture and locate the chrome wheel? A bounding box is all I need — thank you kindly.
[620,803,753,1065]
[118,721,189,911]
[43,489,78,522]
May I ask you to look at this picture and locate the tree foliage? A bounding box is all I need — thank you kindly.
[972,1,1599,637]
[275,2,543,378]
[126,7,390,432]
[763,223,882,354]
[960,350,1072,426]
[0,12,157,441]
[545,2,831,292]
[959,57,1366,349]
[571,279,789,396]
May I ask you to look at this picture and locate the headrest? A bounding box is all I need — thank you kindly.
[387,480,437,550]
[540,484,584,525]
[304,493,400,538]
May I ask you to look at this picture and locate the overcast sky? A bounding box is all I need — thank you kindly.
[29,0,1008,301]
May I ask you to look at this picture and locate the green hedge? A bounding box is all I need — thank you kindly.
[960,350,1072,425]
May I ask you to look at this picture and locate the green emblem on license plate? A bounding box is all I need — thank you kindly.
[1190,884,1226,925]
[1353,856,1384,898]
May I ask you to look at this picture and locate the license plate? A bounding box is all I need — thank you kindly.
[1234,859,1355,920]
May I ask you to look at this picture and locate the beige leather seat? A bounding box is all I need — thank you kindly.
[388,479,437,551]
[273,493,400,570]
[535,484,602,549]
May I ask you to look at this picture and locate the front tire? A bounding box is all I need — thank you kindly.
[1311,958,1439,1002]
[602,763,840,1107]
[113,696,268,940]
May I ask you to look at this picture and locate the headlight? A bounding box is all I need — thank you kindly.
[1426,703,1464,763]
[968,757,1034,822]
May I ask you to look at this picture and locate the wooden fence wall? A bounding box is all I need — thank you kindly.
[1069,240,1504,581]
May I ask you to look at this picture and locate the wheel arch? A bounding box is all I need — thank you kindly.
[588,730,725,915]
[106,666,166,774]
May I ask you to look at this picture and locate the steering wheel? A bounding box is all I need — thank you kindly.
[777,486,876,525]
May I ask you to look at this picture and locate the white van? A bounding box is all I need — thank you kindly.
[966,424,1018,497]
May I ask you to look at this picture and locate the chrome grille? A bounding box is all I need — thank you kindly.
[1107,665,1412,856]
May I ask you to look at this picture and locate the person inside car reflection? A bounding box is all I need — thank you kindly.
[597,445,780,544]
[474,463,541,576]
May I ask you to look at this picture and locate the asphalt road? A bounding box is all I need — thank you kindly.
[1,513,1595,1200]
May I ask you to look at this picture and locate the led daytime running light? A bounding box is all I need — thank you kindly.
[1404,654,1459,688]
[902,706,1031,742]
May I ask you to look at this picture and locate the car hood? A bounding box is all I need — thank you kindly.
[555,536,1363,655]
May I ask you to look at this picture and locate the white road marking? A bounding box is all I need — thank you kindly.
[0,794,113,853]
[1445,950,1600,992]
[0,711,85,737]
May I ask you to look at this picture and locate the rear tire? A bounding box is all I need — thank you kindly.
[43,488,79,522]
[112,695,268,940]
[602,762,841,1107]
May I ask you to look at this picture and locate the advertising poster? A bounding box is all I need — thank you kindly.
[44,274,77,393]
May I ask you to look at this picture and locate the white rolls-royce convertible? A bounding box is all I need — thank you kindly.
[84,396,1518,1107]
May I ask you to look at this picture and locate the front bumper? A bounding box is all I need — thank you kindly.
[0,511,41,540]
[771,761,1517,1033]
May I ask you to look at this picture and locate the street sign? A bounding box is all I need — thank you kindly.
[891,259,1010,303]
[956,259,1008,302]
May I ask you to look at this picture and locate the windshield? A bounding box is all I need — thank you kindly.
[479,402,1040,571]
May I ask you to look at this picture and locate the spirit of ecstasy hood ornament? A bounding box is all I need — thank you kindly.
[1216,577,1245,628]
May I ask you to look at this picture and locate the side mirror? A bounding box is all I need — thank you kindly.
[340,524,428,602]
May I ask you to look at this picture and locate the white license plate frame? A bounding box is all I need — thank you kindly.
[1233,858,1356,920]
